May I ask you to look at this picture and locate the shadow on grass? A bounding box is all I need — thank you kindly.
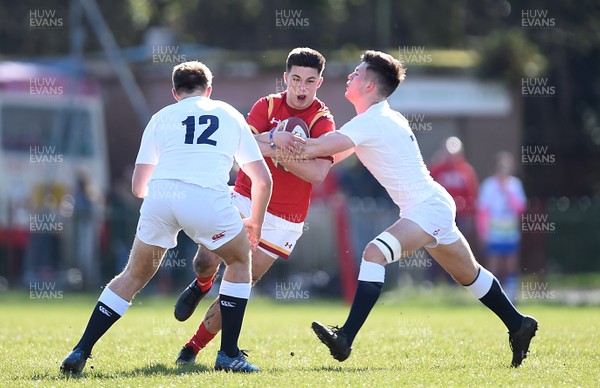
[54,362,212,381]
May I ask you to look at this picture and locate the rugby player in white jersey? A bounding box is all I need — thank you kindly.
[60,61,272,374]
[299,51,538,367]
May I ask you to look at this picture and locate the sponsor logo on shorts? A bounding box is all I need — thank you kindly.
[212,232,226,242]
[432,229,440,236]
[284,242,293,249]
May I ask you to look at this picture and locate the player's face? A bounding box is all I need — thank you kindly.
[345,62,372,102]
[284,66,323,110]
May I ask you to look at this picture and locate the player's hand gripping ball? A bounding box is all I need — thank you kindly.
[271,117,309,171]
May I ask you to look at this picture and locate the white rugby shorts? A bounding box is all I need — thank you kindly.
[400,187,461,248]
[231,190,304,259]
[137,180,243,250]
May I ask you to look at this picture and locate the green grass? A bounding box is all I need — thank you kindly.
[0,289,598,387]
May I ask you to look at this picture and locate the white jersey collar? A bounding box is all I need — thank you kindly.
[362,99,390,115]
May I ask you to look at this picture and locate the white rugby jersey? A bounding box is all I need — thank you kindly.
[338,100,439,210]
[135,96,262,192]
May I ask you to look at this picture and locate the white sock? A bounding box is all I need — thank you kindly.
[98,287,131,316]
[219,280,251,299]
[464,267,494,299]
[357,259,385,283]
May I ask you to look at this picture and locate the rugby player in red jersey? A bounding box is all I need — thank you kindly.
[173,47,336,365]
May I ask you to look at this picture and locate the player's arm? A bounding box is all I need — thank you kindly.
[333,147,356,165]
[278,156,332,185]
[131,164,155,198]
[255,131,305,158]
[245,97,304,158]
[303,131,355,159]
[239,159,272,249]
[235,115,273,249]
[132,115,158,198]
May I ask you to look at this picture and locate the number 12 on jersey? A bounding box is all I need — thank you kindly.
[182,115,219,145]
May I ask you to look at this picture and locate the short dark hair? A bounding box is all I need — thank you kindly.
[172,61,213,94]
[286,47,326,75]
[361,50,406,98]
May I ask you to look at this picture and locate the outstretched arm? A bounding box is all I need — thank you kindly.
[303,131,355,159]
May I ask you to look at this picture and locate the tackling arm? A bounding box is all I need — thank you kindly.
[303,131,355,159]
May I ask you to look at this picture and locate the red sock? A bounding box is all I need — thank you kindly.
[186,322,217,354]
[196,274,214,293]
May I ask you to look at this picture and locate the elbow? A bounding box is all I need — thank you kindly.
[131,184,146,198]
[308,175,325,186]
[255,169,273,191]
[307,169,328,185]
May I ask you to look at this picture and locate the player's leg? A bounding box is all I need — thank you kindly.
[174,246,221,321]
[178,249,276,363]
[313,218,434,361]
[209,228,260,372]
[342,218,434,342]
[61,237,168,374]
[426,235,537,366]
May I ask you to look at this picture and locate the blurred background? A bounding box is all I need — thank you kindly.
[1,0,599,303]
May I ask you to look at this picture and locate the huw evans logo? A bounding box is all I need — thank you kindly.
[398,250,432,269]
[152,46,186,64]
[521,145,556,165]
[275,10,309,29]
[29,9,63,29]
[406,113,432,132]
[521,78,556,97]
[521,282,556,300]
[521,9,556,29]
[152,249,187,269]
[30,213,63,233]
[275,282,309,301]
[30,77,63,95]
[30,282,63,299]
[30,145,63,163]
[521,213,555,233]
[398,46,432,65]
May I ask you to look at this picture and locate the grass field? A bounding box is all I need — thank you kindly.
[0,287,597,387]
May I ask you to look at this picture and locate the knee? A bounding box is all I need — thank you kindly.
[193,248,221,274]
[362,243,388,265]
[120,264,151,287]
[364,231,402,265]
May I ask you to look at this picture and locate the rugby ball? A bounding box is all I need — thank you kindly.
[271,117,309,171]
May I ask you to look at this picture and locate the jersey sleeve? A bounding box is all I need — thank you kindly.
[135,114,159,165]
[310,113,335,138]
[337,118,375,147]
[246,97,270,134]
[311,113,335,162]
[234,118,264,167]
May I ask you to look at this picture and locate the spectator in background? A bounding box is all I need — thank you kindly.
[429,136,479,242]
[73,167,104,289]
[108,166,141,275]
[477,151,526,303]
[428,136,479,282]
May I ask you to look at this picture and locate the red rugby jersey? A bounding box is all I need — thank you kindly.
[234,92,335,223]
